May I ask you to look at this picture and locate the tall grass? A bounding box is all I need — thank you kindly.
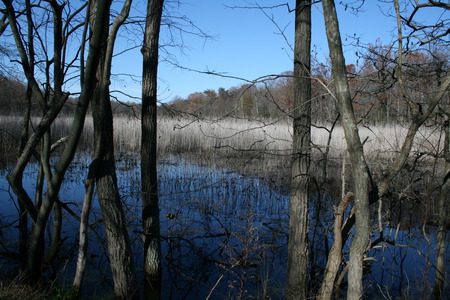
[0,114,444,163]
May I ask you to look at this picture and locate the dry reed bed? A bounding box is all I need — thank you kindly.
[0,115,444,162]
[134,116,442,162]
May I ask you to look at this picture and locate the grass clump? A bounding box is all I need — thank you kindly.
[0,281,80,300]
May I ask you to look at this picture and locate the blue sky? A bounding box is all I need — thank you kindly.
[139,0,414,101]
[2,0,441,103]
[111,0,410,103]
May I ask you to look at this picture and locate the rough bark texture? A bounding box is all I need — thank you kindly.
[92,76,137,300]
[46,201,62,271]
[89,0,137,298]
[321,1,372,299]
[94,156,137,299]
[141,0,164,298]
[286,1,311,299]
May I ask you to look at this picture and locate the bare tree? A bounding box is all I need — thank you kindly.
[319,1,450,298]
[286,1,311,299]
[321,1,372,298]
[397,2,450,299]
[141,0,164,298]
[2,0,102,282]
[433,115,449,300]
[2,2,139,297]
[88,0,138,298]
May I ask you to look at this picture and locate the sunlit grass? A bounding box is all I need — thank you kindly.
[0,115,444,163]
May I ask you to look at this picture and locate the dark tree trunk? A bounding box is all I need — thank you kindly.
[91,69,137,300]
[46,201,62,273]
[286,1,311,299]
[18,84,31,276]
[141,0,164,298]
[91,81,137,299]
[433,117,449,299]
[89,0,137,298]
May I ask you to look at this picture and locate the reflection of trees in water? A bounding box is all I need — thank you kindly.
[159,195,289,299]
[74,157,450,298]
[0,155,447,298]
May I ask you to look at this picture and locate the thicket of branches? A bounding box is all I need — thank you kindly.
[164,47,448,126]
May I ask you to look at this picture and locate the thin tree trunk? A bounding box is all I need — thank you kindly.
[433,117,449,299]
[72,2,95,294]
[141,0,164,298]
[4,0,111,281]
[286,1,311,299]
[317,192,353,300]
[18,84,31,276]
[72,177,95,294]
[46,201,62,274]
[321,1,372,298]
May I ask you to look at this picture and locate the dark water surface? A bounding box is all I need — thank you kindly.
[0,155,448,299]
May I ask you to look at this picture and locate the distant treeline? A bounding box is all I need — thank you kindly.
[1,47,446,125]
[0,75,140,117]
[165,49,447,125]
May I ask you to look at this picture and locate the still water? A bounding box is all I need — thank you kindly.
[0,155,447,298]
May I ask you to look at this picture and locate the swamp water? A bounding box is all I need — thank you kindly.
[0,155,447,299]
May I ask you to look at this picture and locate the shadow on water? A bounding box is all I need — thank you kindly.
[0,154,448,298]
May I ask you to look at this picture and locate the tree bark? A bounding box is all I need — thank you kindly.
[317,193,353,300]
[141,0,164,298]
[433,117,449,299]
[46,201,62,274]
[18,82,31,275]
[3,0,112,282]
[89,0,137,298]
[286,1,311,299]
[321,1,372,299]
[72,177,94,294]
[91,73,137,300]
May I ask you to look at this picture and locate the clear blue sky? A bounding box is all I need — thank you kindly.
[138,0,412,101]
[112,0,411,103]
[4,0,439,104]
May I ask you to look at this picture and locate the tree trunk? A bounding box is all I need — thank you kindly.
[141,0,164,298]
[94,153,137,299]
[286,1,311,299]
[321,1,372,299]
[433,117,449,299]
[91,71,137,300]
[72,177,95,294]
[46,201,62,274]
[89,0,137,298]
[317,193,353,299]
[18,84,31,276]
[3,0,111,282]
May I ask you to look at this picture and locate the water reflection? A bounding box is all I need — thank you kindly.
[0,155,448,298]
